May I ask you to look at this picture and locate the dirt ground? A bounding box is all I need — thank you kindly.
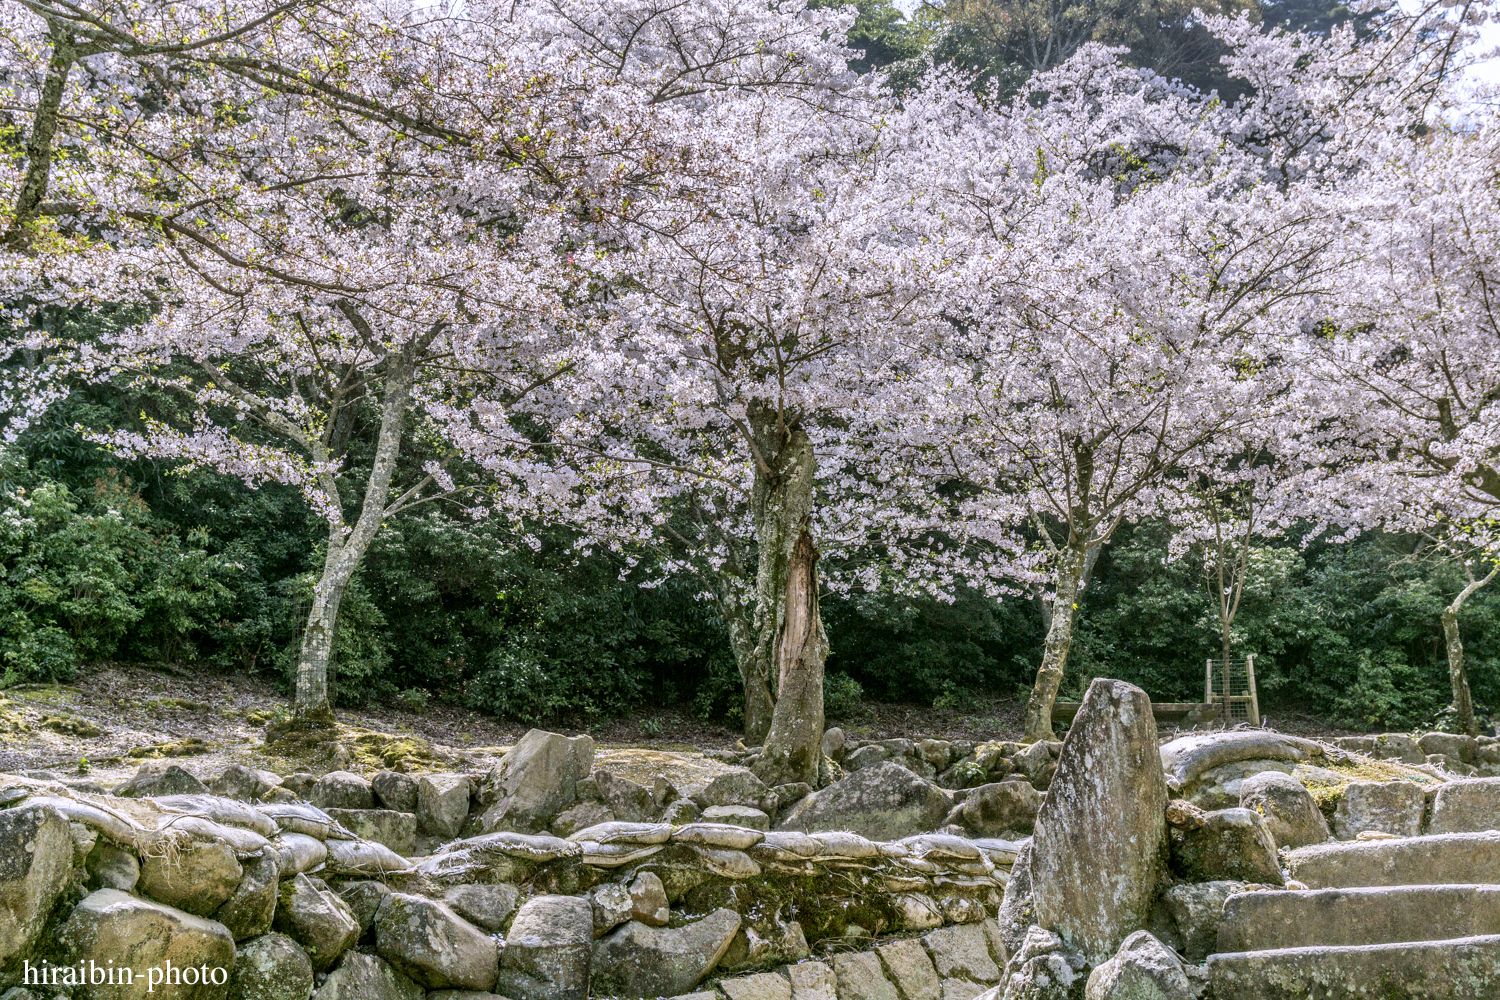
[0,662,1366,787]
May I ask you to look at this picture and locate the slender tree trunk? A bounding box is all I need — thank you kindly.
[742,404,817,743]
[756,526,828,787]
[1442,606,1476,738]
[1023,542,1089,741]
[291,347,417,726]
[7,21,73,245]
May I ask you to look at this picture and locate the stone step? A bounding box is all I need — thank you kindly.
[1217,885,1500,952]
[1206,934,1500,999]
[1283,831,1500,888]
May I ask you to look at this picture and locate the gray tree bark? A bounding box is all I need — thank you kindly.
[291,344,418,726]
[1441,565,1499,739]
[741,403,818,744]
[1024,542,1089,741]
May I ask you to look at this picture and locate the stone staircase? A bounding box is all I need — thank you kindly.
[1205,833,1500,999]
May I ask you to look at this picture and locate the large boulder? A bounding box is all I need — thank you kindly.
[115,763,209,798]
[479,730,595,834]
[997,926,1080,1000]
[86,841,141,893]
[228,933,313,1000]
[272,873,360,973]
[443,883,520,933]
[691,770,778,814]
[1428,777,1500,835]
[309,772,374,812]
[372,771,420,814]
[418,774,474,840]
[57,889,237,1000]
[1332,781,1425,839]
[1171,808,1283,885]
[1030,679,1168,964]
[1157,881,1242,962]
[495,894,595,1000]
[312,953,424,1000]
[590,908,742,999]
[1160,732,1325,795]
[1084,931,1193,1000]
[139,837,244,916]
[325,808,417,856]
[1419,732,1477,764]
[596,771,656,823]
[0,804,73,968]
[1238,772,1329,849]
[776,762,951,842]
[209,765,283,803]
[213,852,280,940]
[957,782,1042,838]
[374,893,498,991]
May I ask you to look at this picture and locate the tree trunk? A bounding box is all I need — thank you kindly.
[7,21,73,245]
[290,346,417,726]
[742,405,817,743]
[1023,543,1089,742]
[756,526,828,787]
[1443,606,1477,738]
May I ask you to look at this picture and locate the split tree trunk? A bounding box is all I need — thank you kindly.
[741,405,817,744]
[1023,543,1090,742]
[1442,606,1477,739]
[756,526,828,787]
[291,348,417,726]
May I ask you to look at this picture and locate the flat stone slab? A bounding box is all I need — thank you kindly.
[1218,885,1500,952]
[1207,934,1500,999]
[1284,832,1500,888]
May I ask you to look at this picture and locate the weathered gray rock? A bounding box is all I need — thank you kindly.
[552,802,616,837]
[1285,831,1500,888]
[1332,780,1426,839]
[998,926,1079,1000]
[722,971,793,1000]
[371,771,420,813]
[823,728,847,761]
[691,769,778,814]
[1419,732,1477,764]
[480,730,595,834]
[210,765,283,802]
[418,773,475,840]
[0,804,72,968]
[1084,931,1192,1000]
[443,883,519,933]
[497,894,596,1000]
[1334,734,1427,764]
[1159,731,1324,794]
[58,889,237,999]
[1205,935,1500,1000]
[777,762,951,841]
[787,960,838,1000]
[374,892,498,991]
[877,938,942,1000]
[86,839,140,892]
[325,808,416,855]
[590,908,741,999]
[830,950,900,1000]
[1216,884,1500,952]
[1160,881,1241,962]
[229,932,314,1000]
[273,873,361,972]
[924,923,1001,981]
[1238,771,1329,849]
[1170,807,1283,885]
[958,781,1041,838]
[661,799,702,825]
[592,883,635,937]
[996,841,1036,959]
[846,745,891,772]
[1174,759,1296,811]
[115,762,209,797]
[772,783,813,811]
[596,770,656,822]
[1031,679,1168,964]
[312,952,424,1000]
[321,883,379,936]
[213,851,280,940]
[630,871,670,926]
[309,771,375,811]
[139,836,244,916]
[1428,777,1500,835]
[702,805,771,830]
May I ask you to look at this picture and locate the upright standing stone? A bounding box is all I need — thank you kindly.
[479,730,596,834]
[1029,678,1168,965]
[0,804,73,969]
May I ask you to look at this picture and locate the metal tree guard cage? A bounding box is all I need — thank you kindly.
[1206,654,1261,727]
